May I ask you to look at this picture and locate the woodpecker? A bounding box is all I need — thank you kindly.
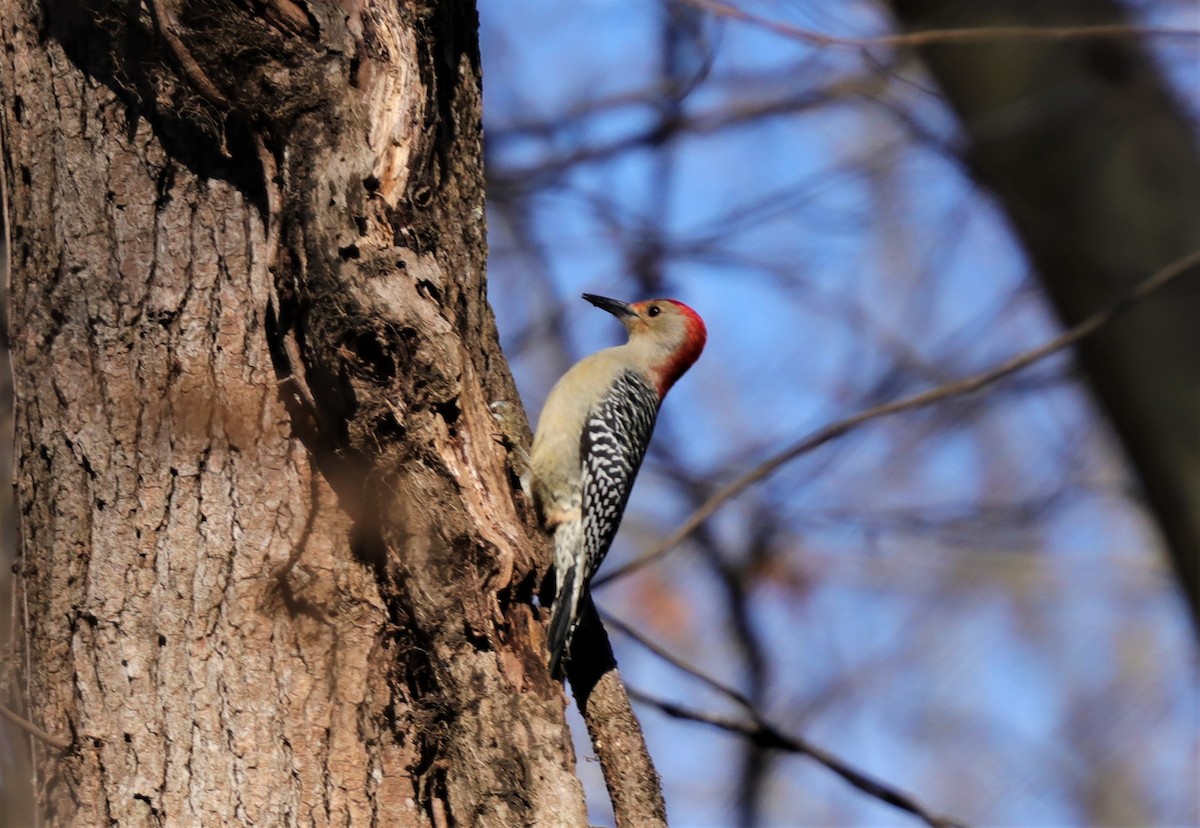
[531,293,707,675]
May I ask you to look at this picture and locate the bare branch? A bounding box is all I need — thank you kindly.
[675,0,1200,49]
[0,699,71,750]
[598,247,1200,586]
[602,611,755,713]
[630,689,966,828]
[490,75,884,191]
[566,597,667,828]
[608,611,960,825]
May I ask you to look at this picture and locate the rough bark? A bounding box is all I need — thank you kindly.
[567,599,667,828]
[888,0,1200,633]
[1,0,591,823]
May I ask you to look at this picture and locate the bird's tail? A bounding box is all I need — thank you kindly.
[547,520,585,676]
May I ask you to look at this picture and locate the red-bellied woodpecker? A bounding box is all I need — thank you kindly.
[531,293,707,675]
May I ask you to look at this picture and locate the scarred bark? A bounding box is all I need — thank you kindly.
[1,0,593,823]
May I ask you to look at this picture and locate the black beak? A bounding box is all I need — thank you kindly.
[582,293,636,318]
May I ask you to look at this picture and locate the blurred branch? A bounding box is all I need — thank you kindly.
[676,0,1200,48]
[608,613,959,826]
[629,688,965,828]
[887,0,1200,639]
[489,74,887,191]
[598,246,1200,586]
[603,612,754,711]
[638,437,779,827]
[0,699,70,750]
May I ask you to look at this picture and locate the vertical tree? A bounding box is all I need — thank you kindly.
[1,0,611,822]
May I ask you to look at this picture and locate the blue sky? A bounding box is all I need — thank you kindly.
[479,2,1199,825]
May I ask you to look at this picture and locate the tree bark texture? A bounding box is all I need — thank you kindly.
[566,599,667,828]
[889,0,1200,633]
[1,0,590,824]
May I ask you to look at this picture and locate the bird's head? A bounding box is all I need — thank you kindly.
[583,293,707,396]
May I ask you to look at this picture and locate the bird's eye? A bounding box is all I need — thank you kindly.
[647,305,661,317]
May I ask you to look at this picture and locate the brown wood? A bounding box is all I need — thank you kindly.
[1,0,593,823]
[567,598,667,828]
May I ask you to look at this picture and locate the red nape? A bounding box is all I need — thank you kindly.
[656,300,707,397]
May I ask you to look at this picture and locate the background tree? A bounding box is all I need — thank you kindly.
[888,0,1200,632]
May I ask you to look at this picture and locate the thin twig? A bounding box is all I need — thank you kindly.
[676,0,1200,49]
[597,247,1200,586]
[602,611,756,712]
[630,689,966,828]
[607,612,963,825]
[0,699,71,750]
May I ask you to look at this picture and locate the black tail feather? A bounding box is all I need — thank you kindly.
[546,564,578,676]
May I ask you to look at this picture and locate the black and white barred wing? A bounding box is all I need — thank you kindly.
[546,371,659,674]
[579,372,660,577]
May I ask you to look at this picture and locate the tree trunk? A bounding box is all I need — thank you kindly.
[888,0,1200,633]
[1,0,588,823]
